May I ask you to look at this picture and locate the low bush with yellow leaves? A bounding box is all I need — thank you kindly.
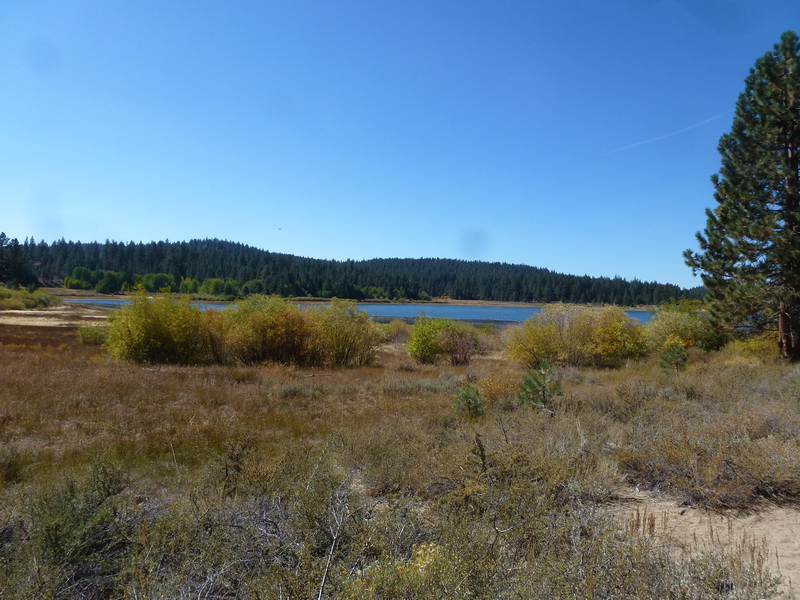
[507,304,646,367]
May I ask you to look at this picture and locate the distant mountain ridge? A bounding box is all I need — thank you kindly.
[12,236,703,304]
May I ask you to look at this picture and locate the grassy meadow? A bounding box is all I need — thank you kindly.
[0,302,798,598]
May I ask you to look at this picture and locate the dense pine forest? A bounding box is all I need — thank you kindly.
[1,235,702,304]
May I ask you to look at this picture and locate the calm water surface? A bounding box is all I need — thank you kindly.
[64,298,653,323]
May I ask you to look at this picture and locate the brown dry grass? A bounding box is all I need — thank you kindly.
[0,319,464,488]
[0,312,798,598]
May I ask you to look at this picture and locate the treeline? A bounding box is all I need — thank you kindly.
[12,236,702,304]
[0,233,36,287]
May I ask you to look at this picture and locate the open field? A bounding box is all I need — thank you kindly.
[1,309,799,598]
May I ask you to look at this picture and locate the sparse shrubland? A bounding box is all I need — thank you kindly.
[0,285,61,310]
[0,301,796,599]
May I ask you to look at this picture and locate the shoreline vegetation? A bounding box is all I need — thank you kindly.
[39,286,658,311]
[0,285,62,311]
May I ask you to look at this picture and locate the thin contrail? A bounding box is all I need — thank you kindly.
[607,110,733,154]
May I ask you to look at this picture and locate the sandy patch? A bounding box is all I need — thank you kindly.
[610,487,800,598]
[0,306,107,327]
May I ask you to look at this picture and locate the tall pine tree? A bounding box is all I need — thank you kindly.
[685,30,800,361]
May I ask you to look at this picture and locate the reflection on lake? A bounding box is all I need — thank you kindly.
[64,298,654,323]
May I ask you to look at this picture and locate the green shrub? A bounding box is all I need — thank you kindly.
[141,272,177,293]
[178,276,200,294]
[34,291,61,307]
[104,289,206,364]
[199,277,225,296]
[26,463,129,597]
[517,358,562,409]
[645,307,722,353]
[313,299,384,366]
[64,267,94,290]
[76,324,109,345]
[406,315,449,364]
[240,278,265,295]
[0,297,27,310]
[407,316,482,365]
[0,285,60,310]
[454,383,486,418]
[659,343,688,375]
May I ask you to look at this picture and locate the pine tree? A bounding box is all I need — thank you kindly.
[685,31,800,361]
[517,358,561,410]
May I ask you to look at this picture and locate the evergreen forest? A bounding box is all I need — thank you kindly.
[3,236,701,304]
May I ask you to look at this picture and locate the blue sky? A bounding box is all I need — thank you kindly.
[2,1,799,289]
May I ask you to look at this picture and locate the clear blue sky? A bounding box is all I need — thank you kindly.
[2,1,799,289]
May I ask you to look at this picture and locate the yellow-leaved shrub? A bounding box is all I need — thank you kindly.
[104,289,205,364]
[507,304,645,367]
[222,295,320,366]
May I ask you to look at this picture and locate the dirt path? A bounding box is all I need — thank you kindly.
[610,487,800,599]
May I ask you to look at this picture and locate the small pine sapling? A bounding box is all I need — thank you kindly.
[454,383,486,419]
[517,358,561,411]
[659,342,688,376]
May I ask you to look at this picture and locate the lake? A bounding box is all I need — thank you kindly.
[63,298,654,324]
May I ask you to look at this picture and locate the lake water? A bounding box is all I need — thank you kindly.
[63,298,654,324]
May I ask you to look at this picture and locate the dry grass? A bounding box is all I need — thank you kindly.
[0,317,796,598]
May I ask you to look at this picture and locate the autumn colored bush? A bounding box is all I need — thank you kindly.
[383,318,412,342]
[407,316,482,365]
[312,299,384,366]
[507,304,645,367]
[221,294,320,366]
[104,289,206,364]
[102,293,384,368]
[645,306,722,353]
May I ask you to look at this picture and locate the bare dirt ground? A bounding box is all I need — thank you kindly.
[0,305,107,327]
[611,487,800,599]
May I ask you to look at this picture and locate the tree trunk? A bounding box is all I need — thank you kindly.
[778,298,800,361]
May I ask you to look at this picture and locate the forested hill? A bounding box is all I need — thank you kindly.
[9,237,702,304]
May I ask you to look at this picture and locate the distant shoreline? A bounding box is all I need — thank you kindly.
[41,288,655,312]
